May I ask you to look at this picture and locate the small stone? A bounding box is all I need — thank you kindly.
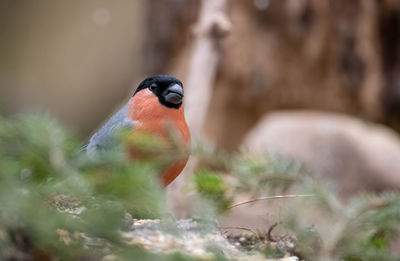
[102,255,122,261]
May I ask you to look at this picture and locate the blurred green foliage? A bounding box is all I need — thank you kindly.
[0,113,166,259]
[0,113,399,260]
[193,168,232,213]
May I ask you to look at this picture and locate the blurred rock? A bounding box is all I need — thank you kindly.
[243,110,400,198]
[121,218,299,261]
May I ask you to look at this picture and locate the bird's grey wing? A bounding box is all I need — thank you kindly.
[85,103,134,154]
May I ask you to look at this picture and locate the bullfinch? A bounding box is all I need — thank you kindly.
[85,75,191,186]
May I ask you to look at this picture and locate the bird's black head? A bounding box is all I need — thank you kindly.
[134,75,184,109]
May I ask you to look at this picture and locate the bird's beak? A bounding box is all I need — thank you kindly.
[163,84,184,104]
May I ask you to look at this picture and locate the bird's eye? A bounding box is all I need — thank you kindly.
[150,84,157,91]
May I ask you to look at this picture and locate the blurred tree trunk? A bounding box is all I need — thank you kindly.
[206,0,388,150]
[144,0,400,151]
[379,1,400,130]
[163,0,230,217]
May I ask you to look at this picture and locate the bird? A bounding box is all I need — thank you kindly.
[85,75,191,186]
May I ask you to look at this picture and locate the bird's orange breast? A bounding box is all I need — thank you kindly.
[127,89,190,186]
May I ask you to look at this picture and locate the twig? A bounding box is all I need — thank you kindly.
[228,194,314,209]
[267,222,280,242]
[219,226,258,236]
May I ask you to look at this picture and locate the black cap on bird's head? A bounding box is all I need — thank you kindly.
[134,75,184,109]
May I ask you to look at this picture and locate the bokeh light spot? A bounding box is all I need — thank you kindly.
[92,8,111,26]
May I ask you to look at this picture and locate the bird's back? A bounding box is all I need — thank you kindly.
[86,103,134,154]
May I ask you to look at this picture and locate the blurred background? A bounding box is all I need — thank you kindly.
[1,0,400,210]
